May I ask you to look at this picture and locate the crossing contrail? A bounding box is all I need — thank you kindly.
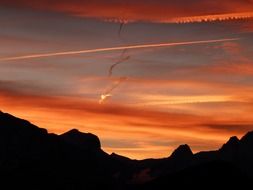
[0,38,239,61]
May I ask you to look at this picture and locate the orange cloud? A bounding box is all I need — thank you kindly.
[207,62,253,76]
[1,0,253,23]
[168,12,253,23]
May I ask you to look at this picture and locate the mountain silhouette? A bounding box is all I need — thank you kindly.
[170,144,193,159]
[0,111,253,189]
[60,129,101,150]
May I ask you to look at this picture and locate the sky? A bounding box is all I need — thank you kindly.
[0,0,253,159]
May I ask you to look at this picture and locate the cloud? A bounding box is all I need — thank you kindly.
[204,124,253,133]
[206,62,253,76]
[1,0,253,23]
[0,80,55,95]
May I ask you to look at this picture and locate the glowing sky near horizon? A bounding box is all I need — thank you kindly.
[0,1,253,159]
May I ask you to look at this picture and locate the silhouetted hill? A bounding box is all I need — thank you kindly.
[170,144,193,159]
[0,111,117,190]
[0,111,253,189]
[61,129,101,150]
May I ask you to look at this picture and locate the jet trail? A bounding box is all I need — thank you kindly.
[108,49,130,77]
[118,22,125,38]
[100,22,129,104]
[0,38,239,61]
[104,50,130,102]
[99,77,127,104]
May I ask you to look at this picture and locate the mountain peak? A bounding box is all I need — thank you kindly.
[239,131,253,149]
[220,136,239,151]
[170,144,193,159]
[219,136,240,155]
[229,136,239,142]
[61,129,101,150]
[65,129,81,135]
[227,136,239,146]
[240,131,253,142]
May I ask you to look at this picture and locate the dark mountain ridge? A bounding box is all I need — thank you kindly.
[0,111,253,189]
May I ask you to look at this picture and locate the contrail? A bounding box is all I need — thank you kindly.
[102,21,129,104]
[99,77,127,104]
[108,49,130,77]
[100,23,129,104]
[101,50,129,103]
[118,22,125,38]
[0,38,239,61]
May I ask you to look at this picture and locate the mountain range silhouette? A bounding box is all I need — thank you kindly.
[0,111,252,189]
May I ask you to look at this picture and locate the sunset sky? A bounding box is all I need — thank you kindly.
[1,0,253,159]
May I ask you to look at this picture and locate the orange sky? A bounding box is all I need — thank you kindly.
[0,2,253,159]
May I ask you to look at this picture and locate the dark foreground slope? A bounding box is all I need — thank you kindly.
[0,111,253,189]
